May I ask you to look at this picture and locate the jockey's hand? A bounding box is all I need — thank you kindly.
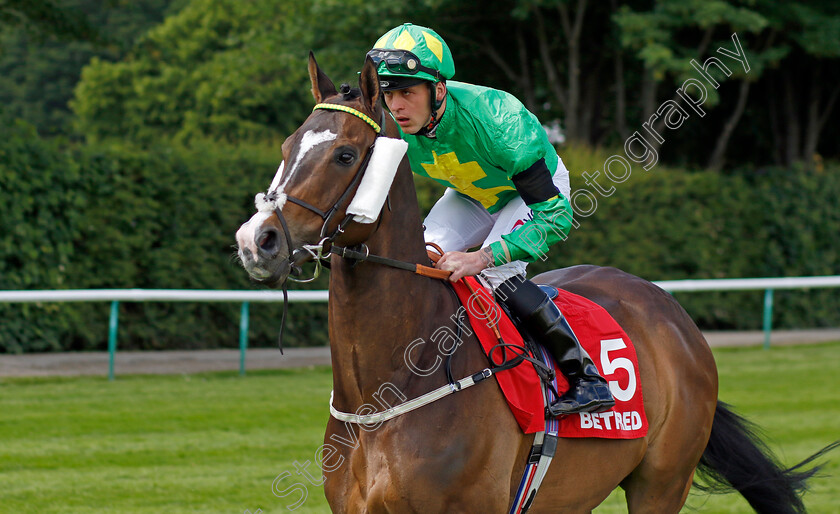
[436,247,494,282]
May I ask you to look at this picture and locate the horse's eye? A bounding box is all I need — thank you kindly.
[336,151,356,166]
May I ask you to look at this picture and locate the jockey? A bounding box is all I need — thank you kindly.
[367,23,615,416]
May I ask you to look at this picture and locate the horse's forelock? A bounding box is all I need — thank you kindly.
[339,83,363,101]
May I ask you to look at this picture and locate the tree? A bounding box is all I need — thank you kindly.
[410,0,628,144]
[68,0,840,167]
[758,0,840,166]
[0,0,99,41]
[614,0,773,170]
[615,0,840,169]
[72,0,410,144]
[0,0,176,136]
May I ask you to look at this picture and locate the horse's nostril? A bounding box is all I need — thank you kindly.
[258,229,279,252]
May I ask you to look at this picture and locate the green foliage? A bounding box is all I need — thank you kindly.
[66,138,335,351]
[785,1,840,58]
[614,0,770,102]
[0,115,328,352]
[2,123,839,351]
[0,0,100,42]
[4,0,840,351]
[613,0,839,166]
[72,0,410,144]
[0,118,85,352]
[0,0,178,136]
[5,0,840,165]
[530,144,840,330]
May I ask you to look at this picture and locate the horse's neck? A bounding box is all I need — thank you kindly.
[328,161,451,407]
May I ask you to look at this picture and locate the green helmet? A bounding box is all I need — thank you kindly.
[368,23,455,91]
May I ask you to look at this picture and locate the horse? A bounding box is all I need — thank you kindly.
[235,54,831,513]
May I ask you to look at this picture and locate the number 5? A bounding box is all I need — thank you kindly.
[599,338,636,402]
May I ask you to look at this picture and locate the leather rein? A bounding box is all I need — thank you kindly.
[265,101,554,434]
[266,102,448,351]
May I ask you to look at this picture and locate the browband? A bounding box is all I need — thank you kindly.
[313,103,382,134]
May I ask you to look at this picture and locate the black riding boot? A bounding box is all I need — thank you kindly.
[496,276,615,416]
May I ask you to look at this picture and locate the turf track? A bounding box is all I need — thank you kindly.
[1,342,838,513]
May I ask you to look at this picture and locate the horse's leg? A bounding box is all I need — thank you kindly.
[621,376,713,513]
[619,363,714,512]
[526,438,645,513]
[621,465,696,513]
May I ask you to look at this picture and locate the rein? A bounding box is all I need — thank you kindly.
[327,245,556,426]
[269,102,383,352]
[267,101,542,423]
[329,244,451,280]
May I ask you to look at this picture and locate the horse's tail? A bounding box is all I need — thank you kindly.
[694,401,839,513]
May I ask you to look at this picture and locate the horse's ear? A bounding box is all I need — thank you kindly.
[308,51,337,103]
[359,56,382,115]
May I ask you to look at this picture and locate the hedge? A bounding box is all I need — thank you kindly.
[529,146,840,330]
[0,119,328,353]
[1,123,839,353]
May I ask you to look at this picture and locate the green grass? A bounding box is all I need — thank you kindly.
[595,342,840,513]
[2,343,839,513]
[0,367,335,513]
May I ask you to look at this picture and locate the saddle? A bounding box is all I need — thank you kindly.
[450,276,648,438]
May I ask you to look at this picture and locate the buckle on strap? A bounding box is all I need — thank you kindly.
[287,237,330,283]
[471,368,492,384]
[527,433,558,464]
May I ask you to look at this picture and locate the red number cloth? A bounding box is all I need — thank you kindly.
[452,277,648,438]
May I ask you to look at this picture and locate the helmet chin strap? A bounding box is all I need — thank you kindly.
[415,81,445,138]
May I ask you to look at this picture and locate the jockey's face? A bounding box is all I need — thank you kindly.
[383,83,439,134]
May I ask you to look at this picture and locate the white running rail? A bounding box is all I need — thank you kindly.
[2,275,839,379]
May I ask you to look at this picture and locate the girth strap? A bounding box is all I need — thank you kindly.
[508,344,562,513]
[509,426,559,514]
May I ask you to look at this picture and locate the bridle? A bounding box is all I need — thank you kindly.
[259,100,385,352]
[267,101,386,285]
[256,97,544,407]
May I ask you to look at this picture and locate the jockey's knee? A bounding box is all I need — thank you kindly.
[480,262,527,290]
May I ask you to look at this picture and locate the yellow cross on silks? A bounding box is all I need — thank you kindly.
[421,151,513,209]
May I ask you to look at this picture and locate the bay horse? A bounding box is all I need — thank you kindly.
[235,54,830,513]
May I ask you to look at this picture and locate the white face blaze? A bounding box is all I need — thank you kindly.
[254,129,338,214]
[267,161,285,195]
[236,129,338,270]
[278,129,338,195]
